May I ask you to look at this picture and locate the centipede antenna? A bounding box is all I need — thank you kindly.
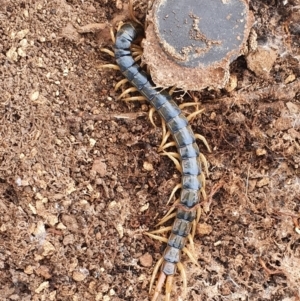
[118,87,138,99]
[195,134,211,152]
[115,78,128,91]
[177,262,187,299]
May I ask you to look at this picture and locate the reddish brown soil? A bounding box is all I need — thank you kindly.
[0,1,299,301]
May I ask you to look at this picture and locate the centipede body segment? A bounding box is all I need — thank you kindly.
[113,23,206,300]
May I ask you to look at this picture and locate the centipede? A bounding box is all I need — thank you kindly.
[103,22,209,301]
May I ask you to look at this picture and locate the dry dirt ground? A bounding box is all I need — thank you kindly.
[0,1,300,301]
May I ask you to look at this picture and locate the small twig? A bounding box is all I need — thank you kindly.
[259,258,286,278]
[79,112,147,121]
[207,79,300,109]
[202,180,224,213]
[273,210,300,234]
[77,23,107,34]
[245,165,250,196]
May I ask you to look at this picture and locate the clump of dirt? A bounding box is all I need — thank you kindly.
[0,1,299,301]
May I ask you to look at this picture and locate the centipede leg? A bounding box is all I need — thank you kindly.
[158,141,176,152]
[151,272,167,301]
[132,50,143,62]
[178,102,201,110]
[165,275,174,301]
[149,107,157,127]
[196,206,202,225]
[187,233,196,254]
[161,151,182,172]
[182,247,199,266]
[149,257,164,294]
[110,26,116,43]
[156,211,177,226]
[131,45,143,53]
[99,63,120,71]
[118,86,138,99]
[187,108,205,122]
[167,183,182,205]
[148,226,173,235]
[195,133,211,152]
[100,48,115,57]
[123,96,148,102]
[177,262,187,298]
[156,200,179,226]
[114,78,128,91]
[159,120,172,150]
[201,187,208,203]
[161,151,180,160]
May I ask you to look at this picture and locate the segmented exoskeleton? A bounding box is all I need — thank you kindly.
[114,23,205,301]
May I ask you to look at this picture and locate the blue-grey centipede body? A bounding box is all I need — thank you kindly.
[114,23,204,298]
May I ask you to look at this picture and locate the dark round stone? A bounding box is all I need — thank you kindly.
[153,0,249,68]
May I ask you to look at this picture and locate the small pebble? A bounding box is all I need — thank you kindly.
[143,161,153,171]
[256,148,267,156]
[256,177,269,187]
[197,223,213,236]
[92,158,107,177]
[139,252,153,267]
[72,270,87,282]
